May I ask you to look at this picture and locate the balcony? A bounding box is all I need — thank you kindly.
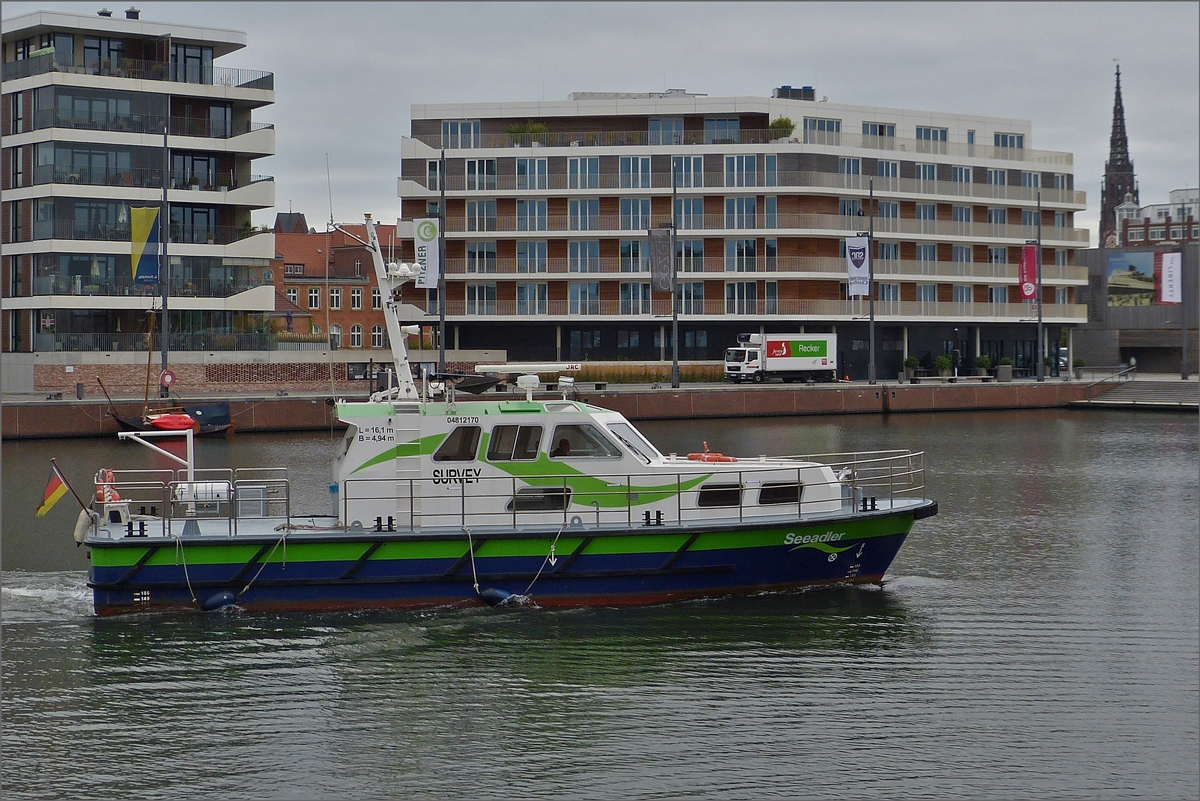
[29,220,266,246]
[408,129,1072,165]
[30,274,266,299]
[31,332,321,353]
[4,51,273,90]
[31,109,274,140]
[408,169,1085,207]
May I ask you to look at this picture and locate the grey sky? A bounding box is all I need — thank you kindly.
[6,1,1198,241]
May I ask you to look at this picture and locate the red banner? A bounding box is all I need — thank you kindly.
[1017,246,1038,300]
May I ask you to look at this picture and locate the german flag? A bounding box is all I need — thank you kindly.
[35,464,68,517]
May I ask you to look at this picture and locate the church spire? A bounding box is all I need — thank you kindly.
[1101,64,1138,246]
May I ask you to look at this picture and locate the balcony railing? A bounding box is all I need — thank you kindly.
[26,164,272,192]
[31,109,274,140]
[409,129,1072,165]
[402,297,1087,321]
[32,332,322,353]
[29,220,267,246]
[435,212,1089,243]
[4,52,273,90]
[31,275,266,299]
[408,169,1085,206]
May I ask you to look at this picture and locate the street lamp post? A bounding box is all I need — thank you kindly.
[670,163,679,389]
[437,148,446,374]
[1036,191,1044,381]
[868,179,876,385]
[159,33,171,398]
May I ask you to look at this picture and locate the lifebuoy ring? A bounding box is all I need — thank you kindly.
[685,441,737,463]
[94,468,120,503]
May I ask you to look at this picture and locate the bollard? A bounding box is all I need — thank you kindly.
[76,382,84,399]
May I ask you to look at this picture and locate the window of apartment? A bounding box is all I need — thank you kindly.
[516,199,547,231]
[803,117,841,145]
[329,287,342,310]
[675,196,704,230]
[1127,229,1145,241]
[442,120,481,148]
[351,287,362,310]
[967,130,976,145]
[862,122,895,138]
[568,157,599,189]
[568,281,600,314]
[371,324,385,349]
[308,287,320,309]
[951,165,971,184]
[1055,249,1068,266]
[725,197,757,229]
[569,198,599,230]
[169,43,213,84]
[516,282,548,315]
[466,200,497,232]
[372,287,382,309]
[329,324,342,349]
[877,160,898,178]
[953,285,972,304]
[516,157,547,190]
[916,203,937,221]
[988,208,1007,225]
[877,202,899,219]
[1022,209,1038,227]
[994,132,1024,149]
[620,156,650,189]
[619,281,652,315]
[10,148,23,188]
[1055,212,1068,228]
[725,281,758,314]
[620,197,651,230]
[84,36,126,73]
[916,126,948,151]
[1056,287,1068,305]
[426,160,442,191]
[466,158,496,191]
[916,163,936,182]
[286,288,298,305]
[677,239,704,272]
[725,155,757,187]
[725,238,757,272]
[517,240,548,273]
[1021,171,1040,188]
[427,200,440,217]
[1150,227,1165,240]
[765,154,777,187]
[839,198,862,217]
[466,282,497,315]
[284,263,305,276]
[1053,174,1068,190]
[649,117,684,145]
[676,281,704,314]
[952,205,972,223]
[989,286,1008,303]
[426,287,441,314]
[615,330,641,359]
[988,248,1008,264]
[619,239,648,272]
[466,241,497,273]
[915,243,936,262]
[568,240,600,272]
[764,238,778,271]
[838,157,861,175]
[952,245,972,263]
[673,156,703,188]
[916,283,937,302]
[764,197,777,229]
[876,283,899,302]
[877,241,899,261]
[705,118,740,144]
[349,324,363,349]
[987,169,1007,186]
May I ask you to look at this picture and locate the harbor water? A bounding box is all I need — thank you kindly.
[3,409,1197,799]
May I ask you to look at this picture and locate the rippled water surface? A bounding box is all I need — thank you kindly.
[3,409,1197,799]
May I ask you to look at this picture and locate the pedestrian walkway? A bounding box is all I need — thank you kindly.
[1074,373,1199,410]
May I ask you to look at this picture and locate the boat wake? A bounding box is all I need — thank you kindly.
[883,574,952,591]
[1,571,94,622]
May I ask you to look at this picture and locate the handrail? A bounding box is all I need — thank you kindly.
[1083,364,1138,390]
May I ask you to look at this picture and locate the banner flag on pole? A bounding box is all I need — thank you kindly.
[1018,245,1038,300]
[648,228,673,292]
[130,207,161,285]
[413,218,440,289]
[1159,252,1182,304]
[35,463,68,517]
[845,236,870,297]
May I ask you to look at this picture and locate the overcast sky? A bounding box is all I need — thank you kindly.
[6,1,1198,241]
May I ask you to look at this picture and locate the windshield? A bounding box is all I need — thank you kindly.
[725,349,745,363]
[606,421,662,463]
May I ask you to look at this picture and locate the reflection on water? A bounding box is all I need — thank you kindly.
[3,409,1197,799]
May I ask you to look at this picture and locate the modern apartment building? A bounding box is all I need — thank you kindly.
[396,87,1090,378]
[1,8,275,357]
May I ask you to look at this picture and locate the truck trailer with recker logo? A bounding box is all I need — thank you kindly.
[724,333,838,383]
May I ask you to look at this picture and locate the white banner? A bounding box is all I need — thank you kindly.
[845,236,871,297]
[413,218,440,289]
[1160,252,1182,304]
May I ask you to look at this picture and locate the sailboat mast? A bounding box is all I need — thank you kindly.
[160,83,170,399]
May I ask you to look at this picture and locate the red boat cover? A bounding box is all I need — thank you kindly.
[148,413,198,430]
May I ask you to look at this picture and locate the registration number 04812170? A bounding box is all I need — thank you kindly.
[446,416,479,425]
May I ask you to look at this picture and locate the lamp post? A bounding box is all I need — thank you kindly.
[867,179,876,384]
[670,162,679,389]
[437,147,446,374]
[158,32,171,398]
[1036,191,1044,381]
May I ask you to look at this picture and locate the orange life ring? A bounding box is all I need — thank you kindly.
[94,468,120,503]
[685,441,737,463]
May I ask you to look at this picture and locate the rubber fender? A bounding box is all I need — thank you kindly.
[479,588,513,607]
[202,590,237,611]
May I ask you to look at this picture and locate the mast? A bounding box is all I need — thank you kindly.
[349,215,420,400]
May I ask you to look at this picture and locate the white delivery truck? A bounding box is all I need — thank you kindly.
[724,333,838,383]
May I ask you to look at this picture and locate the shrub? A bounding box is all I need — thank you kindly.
[769,116,796,138]
[904,355,919,368]
[975,355,992,370]
[933,354,953,372]
[1073,357,1085,368]
[998,356,1014,366]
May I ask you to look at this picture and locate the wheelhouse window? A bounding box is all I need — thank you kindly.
[759,482,801,505]
[549,424,621,458]
[607,422,662,461]
[487,425,543,461]
[433,426,481,461]
[698,483,742,507]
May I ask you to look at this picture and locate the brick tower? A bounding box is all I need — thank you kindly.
[1100,65,1138,247]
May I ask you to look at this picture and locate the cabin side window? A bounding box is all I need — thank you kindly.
[697,483,742,507]
[487,425,542,461]
[759,482,802,505]
[432,426,481,461]
[549,424,621,458]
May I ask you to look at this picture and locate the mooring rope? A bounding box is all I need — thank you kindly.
[464,526,480,594]
[236,528,288,601]
[174,534,198,607]
[523,521,568,596]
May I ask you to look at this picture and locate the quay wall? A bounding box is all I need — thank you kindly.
[1,381,1105,440]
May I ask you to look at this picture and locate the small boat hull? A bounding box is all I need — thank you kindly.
[86,505,932,615]
[111,403,233,438]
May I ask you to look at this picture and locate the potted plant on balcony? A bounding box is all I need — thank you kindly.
[996,356,1014,382]
[507,121,550,147]
[903,355,919,382]
[974,354,992,376]
[934,353,953,378]
[1073,357,1085,380]
[769,116,796,141]
[188,175,201,190]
